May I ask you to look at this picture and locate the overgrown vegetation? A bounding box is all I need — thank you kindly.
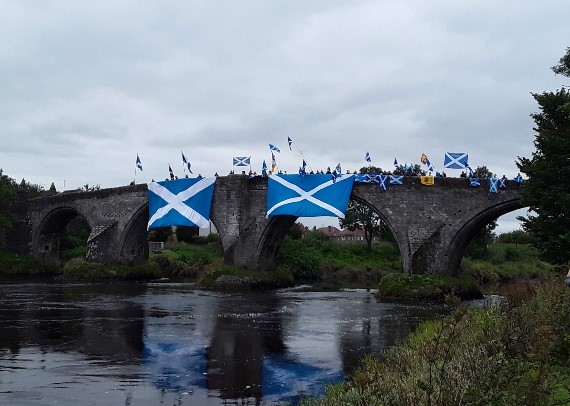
[302,281,570,406]
[377,273,482,301]
[0,250,59,276]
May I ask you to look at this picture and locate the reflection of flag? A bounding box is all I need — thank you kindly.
[269,144,281,153]
[266,174,354,218]
[490,178,498,193]
[421,153,428,164]
[420,176,434,185]
[365,152,371,162]
[181,151,193,173]
[271,153,277,172]
[444,152,469,169]
[389,175,403,185]
[147,178,215,230]
[470,178,480,187]
[233,156,251,166]
[168,165,175,180]
[378,174,388,190]
[288,137,293,151]
[262,160,267,176]
[136,154,143,171]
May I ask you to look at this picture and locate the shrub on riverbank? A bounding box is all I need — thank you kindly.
[377,272,482,301]
[303,280,570,406]
[150,242,223,280]
[0,250,59,276]
[61,258,162,280]
[198,264,294,289]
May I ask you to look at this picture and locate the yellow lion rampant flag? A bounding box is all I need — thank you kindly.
[421,176,434,185]
[421,153,428,165]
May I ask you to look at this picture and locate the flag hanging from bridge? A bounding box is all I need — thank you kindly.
[266,174,354,218]
[443,152,469,169]
[420,176,435,186]
[147,178,216,230]
[389,175,403,185]
[489,177,498,193]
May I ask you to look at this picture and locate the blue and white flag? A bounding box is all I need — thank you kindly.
[393,158,398,167]
[147,178,216,230]
[181,151,193,173]
[269,144,281,153]
[378,174,388,191]
[355,174,371,183]
[136,154,143,171]
[498,178,506,188]
[470,178,480,187]
[426,158,434,172]
[299,160,307,175]
[262,160,268,176]
[233,156,251,167]
[335,163,342,174]
[489,178,498,193]
[288,137,293,151]
[389,175,403,185]
[444,152,469,169]
[514,174,523,183]
[365,152,371,163]
[266,174,355,218]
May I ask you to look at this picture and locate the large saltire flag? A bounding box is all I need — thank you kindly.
[444,152,469,169]
[266,174,355,218]
[147,177,216,230]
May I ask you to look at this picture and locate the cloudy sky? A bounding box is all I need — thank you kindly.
[1,1,568,232]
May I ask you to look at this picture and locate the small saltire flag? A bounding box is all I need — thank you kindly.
[393,158,398,167]
[489,178,498,193]
[262,160,267,176]
[426,158,434,172]
[271,152,277,172]
[498,178,506,188]
[168,165,175,180]
[299,160,307,175]
[136,154,143,171]
[378,174,388,190]
[288,137,293,151]
[233,156,251,166]
[514,174,523,183]
[266,174,355,218]
[420,176,435,186]
[335,163,342,174]
[444,152,469,169]
[470,178,481,187]
[269,144,281,153]
[181,151,193,173]
[467,165,474,176]
[147,177,216,230]
[355,174,371,183]
[421,153,428,165]
[365,152,371,162]
[389,175,403,185]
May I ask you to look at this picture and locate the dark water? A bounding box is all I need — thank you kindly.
[0,282,445,405]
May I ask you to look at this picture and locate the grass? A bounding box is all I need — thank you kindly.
[0,250,59,276]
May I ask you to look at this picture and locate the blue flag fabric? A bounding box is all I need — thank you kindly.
[389,175,403,185]
[393,158,398,167]
[136,154,143,171]
[378,174,388,190]
[489,178,498,193]
[498,178,506,188]
[365,152,371,162]
[470,178,480,187]
[355,174,371,183]
[266,174,355,218]
[147,178,215,230]
[514,174,523,183]
[288,137,293,151]
[233,156,251,166]
[444,152,469,169]
[269,144,281,153]
[262,160,267,176]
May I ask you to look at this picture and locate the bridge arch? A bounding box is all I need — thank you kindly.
[119,203,150,264]
[256,215,298,270]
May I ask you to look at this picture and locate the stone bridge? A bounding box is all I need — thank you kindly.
[15,176,523,275]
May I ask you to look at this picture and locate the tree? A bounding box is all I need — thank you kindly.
[359,165,383,174]
[516,47,570,265]
[465,221,497,259]
[470,165,494,178]
[340,200,384,248]
[0,170,17,230]
[394,164,423,176]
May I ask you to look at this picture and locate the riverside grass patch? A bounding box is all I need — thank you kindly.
[61,258,162,280]
[0,250,59,276]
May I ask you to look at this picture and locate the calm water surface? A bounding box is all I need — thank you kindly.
[0,282,445,405]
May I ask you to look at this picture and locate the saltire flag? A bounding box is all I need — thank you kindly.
[365,152,371,162]
[147,177,215,230]
[355,174,371,183]
[393,158,398,167]
[181,151,193,173]
[288,137,293,151]
[266,174,355,218]
[498,178,506,188]
[335,163,342,174]
[420,176,435,186]
[389,175,403,185]
[262,160,268,176]
[168,165,175,180]
[489,178,498,193]
[470,178,480,187]
[467,165,474,176]
[136,154,143,171]
[299,160,307,175]
[269,144,281,153]
[271,153,277,172]
[233,156,251,166]
[426,158,434,172]
[421,153,428,165]
[378,174,388,190]
[403,163,408,172]
[514,174,523,183]
[444,152,469,169]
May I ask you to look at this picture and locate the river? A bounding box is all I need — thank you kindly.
[0,282,445,405]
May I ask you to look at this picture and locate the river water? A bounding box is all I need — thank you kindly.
[0,282,445,405]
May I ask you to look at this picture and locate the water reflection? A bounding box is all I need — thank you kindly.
[0,283,444,405]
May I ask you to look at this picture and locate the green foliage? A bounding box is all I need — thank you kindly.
[340,200,387,248]
[175,226,198,243]
[198,264,294,289]
[464,220,497,259]
[394,163,423,175]
[286,222,304,240]
[0,169,17,230]
[470,165,494,178]
[61,258,161,280]
[60,245,88,260]
[0,250,59,276]
[517,48,570,265]
[358,165,383,174]
[148,226,172,242]
[303,281,570,406]
[497,229,534,244]
[377,272,482,301]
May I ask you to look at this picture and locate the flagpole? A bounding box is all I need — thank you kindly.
[290,141,314,173]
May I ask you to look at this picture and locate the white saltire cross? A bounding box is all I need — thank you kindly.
[147,178,215,230]
[266,175,353,218]
[444,152,468,168]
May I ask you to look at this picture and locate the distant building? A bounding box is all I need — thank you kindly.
[199,221,218,237]
[315,226,367,244]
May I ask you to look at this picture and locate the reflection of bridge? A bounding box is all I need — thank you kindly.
[14,176,522,275]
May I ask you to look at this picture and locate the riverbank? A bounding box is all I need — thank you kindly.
[301,280,570,405]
